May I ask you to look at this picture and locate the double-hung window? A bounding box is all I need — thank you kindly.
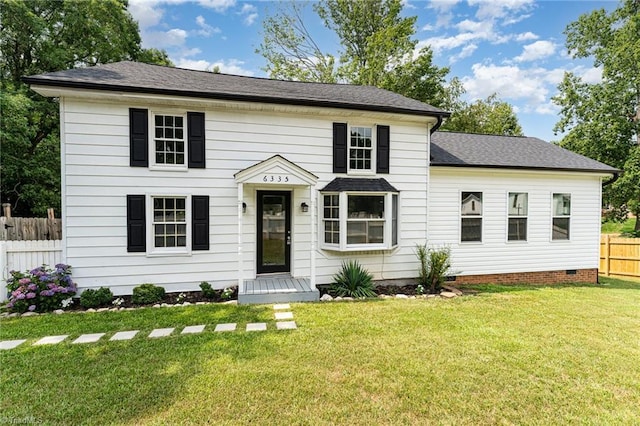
[508,192,528,241]
[461,191,482,242]
[322,192,398,250]
[349,126,374,173]
[153,114,186,167]
[152,197,187,249]
[552,193,571,240]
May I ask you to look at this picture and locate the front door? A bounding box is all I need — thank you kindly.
[257,191,291,274]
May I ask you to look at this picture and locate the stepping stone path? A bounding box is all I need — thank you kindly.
[110,330,139,341]
[73,333,105,344]
[0,304,298,350]
[149,328,175,338]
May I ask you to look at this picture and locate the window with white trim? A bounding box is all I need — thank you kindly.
[552,193,571,240]
[349,126,374,172]
[322,192,398,250]
[152,197,187,249]
[323,194,340,244]
[508,192,528,241]
[153,114,185,166]
[461,191,482,242]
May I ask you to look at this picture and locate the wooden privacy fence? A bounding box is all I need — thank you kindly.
[0,216,62,240]
[600,235,640,278]
[0,240,64,301]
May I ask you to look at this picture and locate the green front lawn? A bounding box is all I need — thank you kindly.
[1,277,639,425]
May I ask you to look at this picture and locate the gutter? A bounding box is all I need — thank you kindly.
[430,114,445,135]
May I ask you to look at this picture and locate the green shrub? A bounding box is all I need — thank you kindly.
[331,260,376,298]
[416,245,452,293]
[80,287,114,309]
[132,283,165,305]
[199,281,216,300]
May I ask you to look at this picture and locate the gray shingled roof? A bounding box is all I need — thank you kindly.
[24,61,448,118]
[321,178,399,192]
[431,131,618,174]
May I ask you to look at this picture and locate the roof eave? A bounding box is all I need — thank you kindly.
[429,163,620,175]
[23,77,449,119]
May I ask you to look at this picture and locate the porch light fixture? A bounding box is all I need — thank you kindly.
[300,202,309,213]
[242,202,247,213]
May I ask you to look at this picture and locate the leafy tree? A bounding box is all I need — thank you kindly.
[442,93,523,136]
[257,0,449,107]
[0,0,172,217]
[552,0,640,231]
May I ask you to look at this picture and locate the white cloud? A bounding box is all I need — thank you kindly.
[195,15,221,36]
[198,0,236,12]
[515,31,538,42]
[578,66,603,84]
[128,0,165,30]
[144,28,188,48]
[421,24,435,32]
[401,0,417,9]
[449,43,478,63]
[514,40,556,62]
[469,0,535,21]
[175,58,255,76]
[462,63,550,105]
[427,0,460,28]
[239,3,258,26]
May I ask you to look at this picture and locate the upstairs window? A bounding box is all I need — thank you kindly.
[461,191,482,242]
[552,193,571,240]
[349,127,373,171]
[508,192,528,241]
[154,114,185,166]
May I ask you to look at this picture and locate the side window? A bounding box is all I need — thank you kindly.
[508,192,528,241]
[461,191,482,242]
[552,193,571,240]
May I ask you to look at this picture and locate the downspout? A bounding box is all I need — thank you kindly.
[430,114,444,135]
[602,171,620,187]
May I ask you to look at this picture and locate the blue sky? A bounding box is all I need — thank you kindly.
[127,0,618,142]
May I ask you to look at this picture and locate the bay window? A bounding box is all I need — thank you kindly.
[322,192,398,250]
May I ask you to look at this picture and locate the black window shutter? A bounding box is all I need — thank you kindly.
[127,195,146,252]
[377,125,390,174]
[192,195,210,250]
[188,112,206,168]
[129,109,148,167]
[333,122,348,173]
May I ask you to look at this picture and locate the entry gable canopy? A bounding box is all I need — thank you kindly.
[234,155,318,186]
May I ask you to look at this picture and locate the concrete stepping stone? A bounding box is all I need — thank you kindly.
[181,325,205,334]
[0,339,27,350]
[275,311,294,320]
[148,328,175,338]
[34,335,68,346]
[214,323,236,332]
[72,333,105,344]
[246,323,267,332]
[273,304,290,310]
[110,330,139,341]
[276,321,297,330]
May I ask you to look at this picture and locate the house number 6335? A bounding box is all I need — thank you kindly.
[263,175,289,182]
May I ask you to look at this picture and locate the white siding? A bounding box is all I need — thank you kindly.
[428,167,603,276]
[62,98,430,294]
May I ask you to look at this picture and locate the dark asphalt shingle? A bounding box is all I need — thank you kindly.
[431,131,618,173]
[321,178,399,192]
[24,61,447,117]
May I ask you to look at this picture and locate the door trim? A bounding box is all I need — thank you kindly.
[257,191,291,274]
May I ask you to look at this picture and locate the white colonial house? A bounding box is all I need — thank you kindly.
[25,61,618,303]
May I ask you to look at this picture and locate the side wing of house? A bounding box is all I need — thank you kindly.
[428,167,605,283]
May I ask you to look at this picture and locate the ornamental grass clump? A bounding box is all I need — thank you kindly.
[416,244,452,294]
[5,264,77,313]
[331,260,376,298]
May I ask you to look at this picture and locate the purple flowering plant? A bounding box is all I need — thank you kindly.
[5,264,77,313]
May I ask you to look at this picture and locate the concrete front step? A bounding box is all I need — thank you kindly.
[238,290,319,305]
